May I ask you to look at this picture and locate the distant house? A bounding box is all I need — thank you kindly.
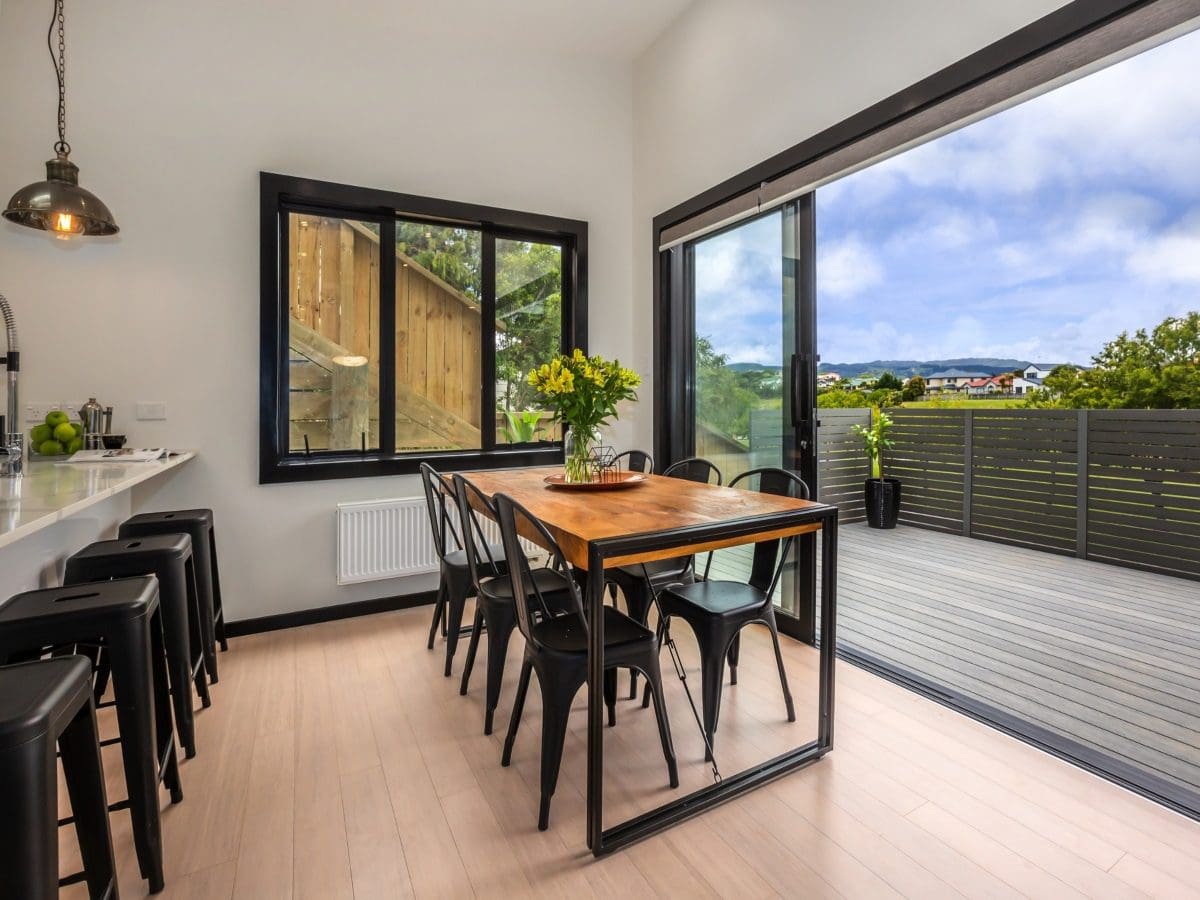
[926,369,989,392]
[817,372,842,387]
[963,375,1008,396]
[1023,362,1067,380]
[1011,375,1042,396]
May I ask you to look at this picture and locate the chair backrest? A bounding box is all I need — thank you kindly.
[663,456,722,486]
[728,467,810,595]
[494,492,585,649]
[612,449,653,474]
[450,474,503,593]
[419,462,460,562]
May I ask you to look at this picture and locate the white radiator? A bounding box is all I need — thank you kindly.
[336,495,529,585]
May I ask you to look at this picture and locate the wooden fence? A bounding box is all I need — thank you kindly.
[816,408,872,523]
[852,408,1200,581]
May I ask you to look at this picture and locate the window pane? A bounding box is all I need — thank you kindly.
[395,221,484,451]
[287,213,380,452]
[495,239,563,445]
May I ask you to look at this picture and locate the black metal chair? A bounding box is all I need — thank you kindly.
[452,473,576,735]
[420,462,507,677]
[607,456,722,697]
[495,492,678,831]
[0,656,118,900]
[611,449,653,473]
[647,467,807,761]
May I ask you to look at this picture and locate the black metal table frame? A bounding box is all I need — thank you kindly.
[583,503,838,855]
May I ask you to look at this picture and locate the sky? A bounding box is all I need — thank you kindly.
[693,25,1200,368]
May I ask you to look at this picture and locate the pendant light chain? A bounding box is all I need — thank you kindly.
[47,0,69,156]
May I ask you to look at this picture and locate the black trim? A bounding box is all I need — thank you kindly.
[225,589,438,637]
[840,646,1200,824]
[260,172,588,484]
[651,0,1156,239]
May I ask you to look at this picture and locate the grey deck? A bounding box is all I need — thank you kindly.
[707,523,1200,803]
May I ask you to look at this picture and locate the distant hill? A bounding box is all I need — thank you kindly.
[815,358,1028,379]
[727,362,783,374]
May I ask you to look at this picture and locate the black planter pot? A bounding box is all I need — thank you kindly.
[864,477,902,529]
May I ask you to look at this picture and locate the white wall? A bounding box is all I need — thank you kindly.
[628,0,1071,445]
[0,0,636,621]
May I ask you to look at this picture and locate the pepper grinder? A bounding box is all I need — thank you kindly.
[79,397,104,450]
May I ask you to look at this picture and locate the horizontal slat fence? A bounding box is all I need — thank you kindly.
[1087,410,1200,580]
[816,409,871,522]
[887,409,965,533]
[823,407,1200,581]
[970,410,1078,553]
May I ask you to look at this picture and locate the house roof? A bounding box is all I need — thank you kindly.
[927,369,989,379]
[1026,362,1067,370]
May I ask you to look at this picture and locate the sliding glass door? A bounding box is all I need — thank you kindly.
[660,198,817,637]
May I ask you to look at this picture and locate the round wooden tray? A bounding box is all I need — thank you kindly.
[543,471,648,490]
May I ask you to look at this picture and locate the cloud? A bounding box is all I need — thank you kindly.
[817,235,884,298]
[1127,214,1200,285]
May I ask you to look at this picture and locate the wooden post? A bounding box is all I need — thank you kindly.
[962,409,973,537]
[1076,409,1088,559]
[331,358,369,450]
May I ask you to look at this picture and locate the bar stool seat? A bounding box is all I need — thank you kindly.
[120,508,228,682]
[0,577,182,893]
[65,534,211,758]
[0,656,118,900]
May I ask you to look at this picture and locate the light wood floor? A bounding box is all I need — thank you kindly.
[61,603,1200,899]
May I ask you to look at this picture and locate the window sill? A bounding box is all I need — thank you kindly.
[258,444,564,485]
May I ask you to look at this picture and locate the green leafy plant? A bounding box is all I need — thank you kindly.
[502,409,544,444]
[852,410,895,480]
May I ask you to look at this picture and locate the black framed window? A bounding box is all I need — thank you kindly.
[260,173,587,483]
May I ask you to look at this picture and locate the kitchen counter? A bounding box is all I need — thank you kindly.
[0,452,195,550]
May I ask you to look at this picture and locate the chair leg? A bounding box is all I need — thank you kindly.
[443,568,473,677]
[625,580,653,699]
[209,527,229,652]
[59,698,117,900]
[766,617,796,722]
[459,609,483,696]
[149,613,184,805]
[185,558,213,709]
[604,668,617,727]
[640,663,679,788]
[426,581,446,650]
[482,610,515,736]
[501,658,532,767]
[536,670,582,831]
[728,632,741,686]
[695,631,728,762]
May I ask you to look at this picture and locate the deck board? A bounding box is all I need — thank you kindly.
[707,523,1200,805]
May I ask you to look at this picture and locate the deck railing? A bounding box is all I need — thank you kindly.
[818,408,1200,581]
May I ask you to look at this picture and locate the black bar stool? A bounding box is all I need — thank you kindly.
[0,656,118,900]
[0,577,182,894]
[65,534,211,758]
[119,508,228,681]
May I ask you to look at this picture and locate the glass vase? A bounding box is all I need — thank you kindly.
[563,425,596,484]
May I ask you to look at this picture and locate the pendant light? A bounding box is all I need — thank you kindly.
[3,0,119,237]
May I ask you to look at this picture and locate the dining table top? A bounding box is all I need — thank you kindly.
[460,465,832,570]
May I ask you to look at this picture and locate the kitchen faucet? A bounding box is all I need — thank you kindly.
[0,295,21,478]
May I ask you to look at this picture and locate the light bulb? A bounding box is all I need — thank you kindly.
[53,212,76,235]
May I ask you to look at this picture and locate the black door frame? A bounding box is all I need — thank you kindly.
[654,197,819,642]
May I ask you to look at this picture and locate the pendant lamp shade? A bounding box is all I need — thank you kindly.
[4,153,119,236]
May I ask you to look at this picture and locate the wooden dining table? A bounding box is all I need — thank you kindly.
[461,465,839,856]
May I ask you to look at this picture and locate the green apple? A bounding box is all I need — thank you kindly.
[71,422,84,438]
[66,437,83,454]
[30,423,51,445]
[38,439,64,455]
[45,410,69,428]
[53,422,76,443]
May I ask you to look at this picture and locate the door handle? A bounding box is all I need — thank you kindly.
[790,353,811,428]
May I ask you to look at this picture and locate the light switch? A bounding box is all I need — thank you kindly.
[136,402,167,421]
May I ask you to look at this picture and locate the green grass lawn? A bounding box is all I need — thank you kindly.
[902,398,1025,409]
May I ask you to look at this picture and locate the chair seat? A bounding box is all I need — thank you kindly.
[663,580,769,618]
[0,656,93,750]
[612,556,691,584]
[479,566,571,603]
[443,543,506,571]
[533,606,652,653]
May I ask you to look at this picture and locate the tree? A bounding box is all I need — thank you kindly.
[874,371,903,392]
[695,336,757,442]
[902,375,926,402]
[1024,311,1200,409]
[817,387,865,409]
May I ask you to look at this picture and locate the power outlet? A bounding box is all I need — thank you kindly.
[24,402,57,424]
[61,401,87,422]
[136,402,167,421]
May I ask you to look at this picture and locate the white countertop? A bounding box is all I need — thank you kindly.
[0,452,195,550]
